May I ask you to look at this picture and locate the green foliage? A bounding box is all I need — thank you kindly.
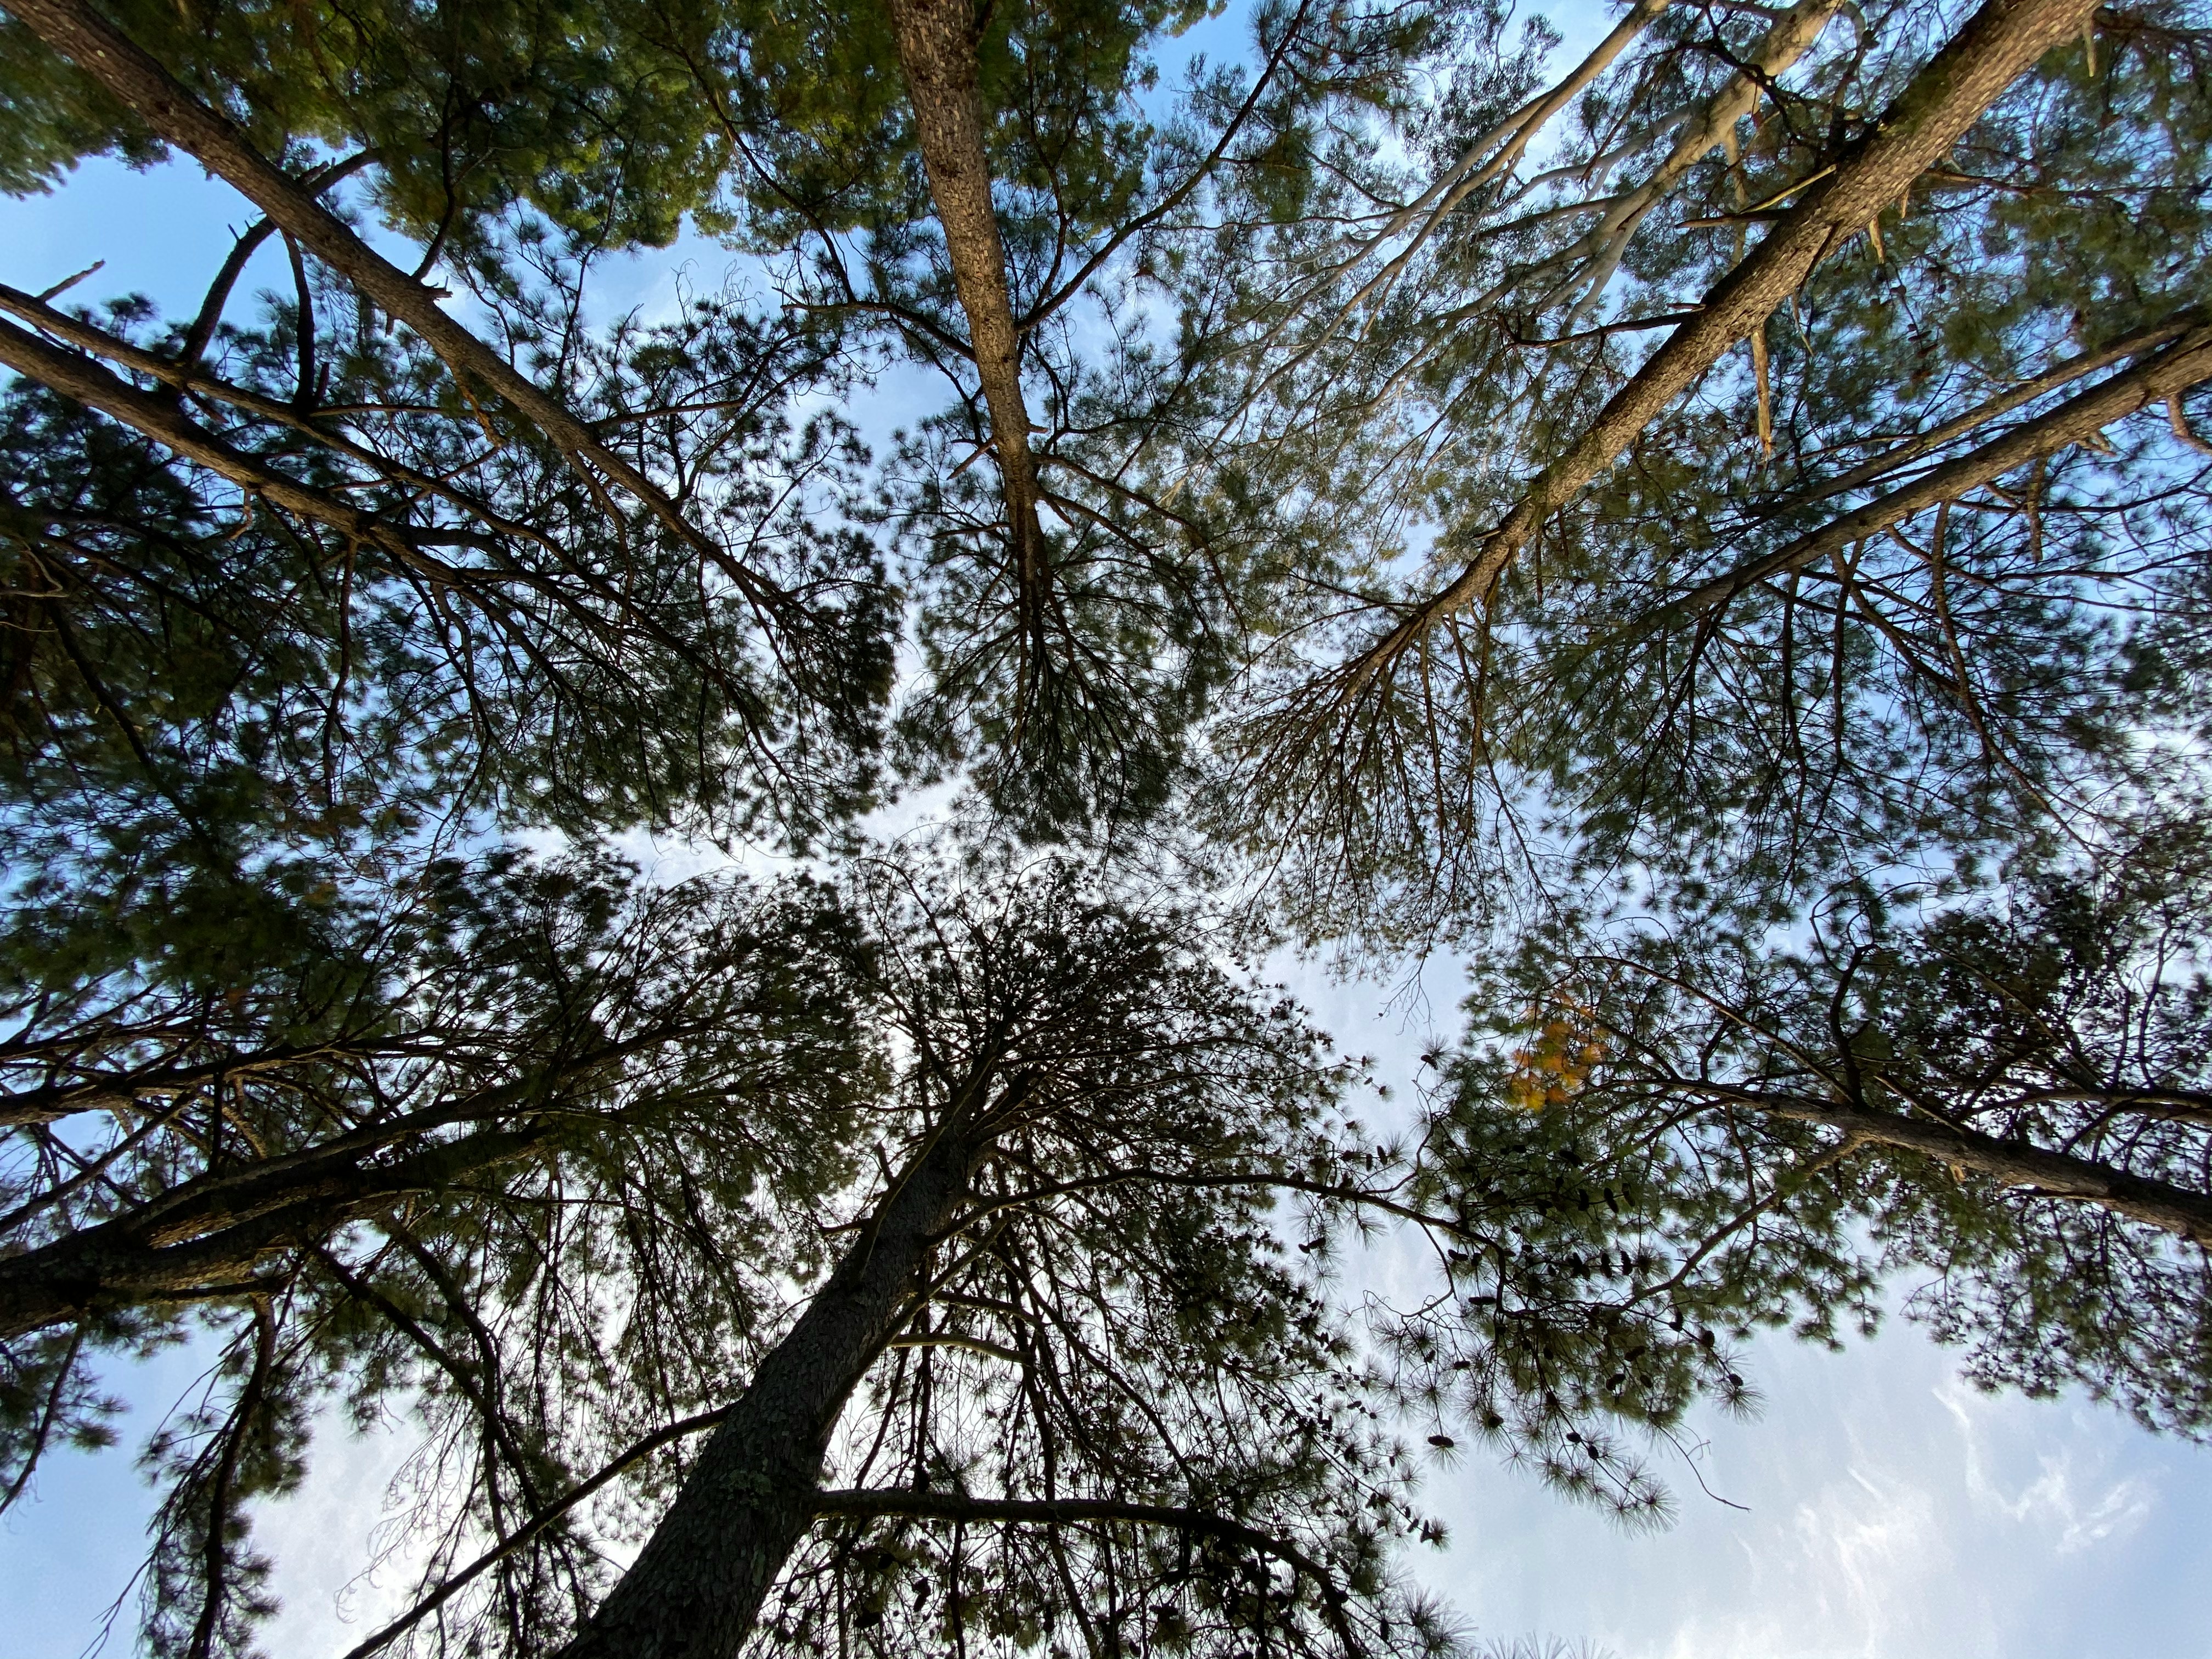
[1404,814,2212,1522]
[0,846,879,1652]
[695,0,1461,834]
[733,856,1456,1659]
[0,0,737,250]
[0,242,890,1017]
[7,0,2212,1652]
[1207,0,2212,944]
[1,846,1461,1659]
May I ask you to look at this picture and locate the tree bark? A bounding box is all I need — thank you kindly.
[884,0,1052,670]
[1637,322,2212,627]
[0,315,429,558]
[1547,0,1843,283]
[1756,1093,2212,1246]
[554,1117,988,1659]
[0,1124,550,1339]
[1369,0,2103,672]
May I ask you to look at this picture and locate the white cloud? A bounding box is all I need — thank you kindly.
[1936,1379,2155,1556]
[1414,1314,2212,1659]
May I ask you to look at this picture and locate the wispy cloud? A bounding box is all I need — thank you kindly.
[1936,1379,2155,1555]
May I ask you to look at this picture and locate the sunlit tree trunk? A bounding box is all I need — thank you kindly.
[885,0,1053,702]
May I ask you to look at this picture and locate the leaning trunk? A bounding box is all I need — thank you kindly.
[1397,0,2104,639]
[555,1120,985,1659]
[0,1124,549,1339]
[884,0,1052,675]
[5,0,754,577]
[1763,1096,2212,1246]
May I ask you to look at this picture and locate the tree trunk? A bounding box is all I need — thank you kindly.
[1384,0,2104,657]
[884,0,1052,676]
[554,1119,987,1659]
[1762,1094,2212,1246]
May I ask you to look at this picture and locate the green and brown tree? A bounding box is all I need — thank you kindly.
[1199,0,2212,943]
[4,0,2212,1654]
[0,848,879,1659]
[629,0,1457,828]
[4,845,1468,1659]
[1362,811,2212,1521]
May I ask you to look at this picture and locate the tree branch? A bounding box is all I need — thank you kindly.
[810,1488,1355,1633]
[1361,0,2102,681]
[338,1407,734,1659]
[1724,1086,2212,1245]
[3,0,785,605]
[1649,323,2212,625]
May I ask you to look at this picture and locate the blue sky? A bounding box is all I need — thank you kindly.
[6,24,2212,1657]
[1283,964,2212,1659]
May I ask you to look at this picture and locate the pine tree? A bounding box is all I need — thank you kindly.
[7,0,2212,1652]
[1203,0,2212,943]
[0,847,879,1656]
[550,856,1432,1659]
[1397,810,2212,1515]
[3,0,894,863]
[3,847,1457,1659]
[639,0,1447,828]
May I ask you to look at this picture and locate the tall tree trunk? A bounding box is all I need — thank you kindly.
[1370,0,2104,669]
[884,0,1053,694]
[555,1118,988,1659]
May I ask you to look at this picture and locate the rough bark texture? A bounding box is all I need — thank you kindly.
[1376,0,2103,666]
[4,0,763,590]
[554,1121,986,1659]
[1560,0,1842,272]
[1764,1096,2212,1245]
[884,0,1051,650]
[1657,0,1840,188]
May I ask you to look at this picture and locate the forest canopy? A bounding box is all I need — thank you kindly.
[1,0,2209,1654]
